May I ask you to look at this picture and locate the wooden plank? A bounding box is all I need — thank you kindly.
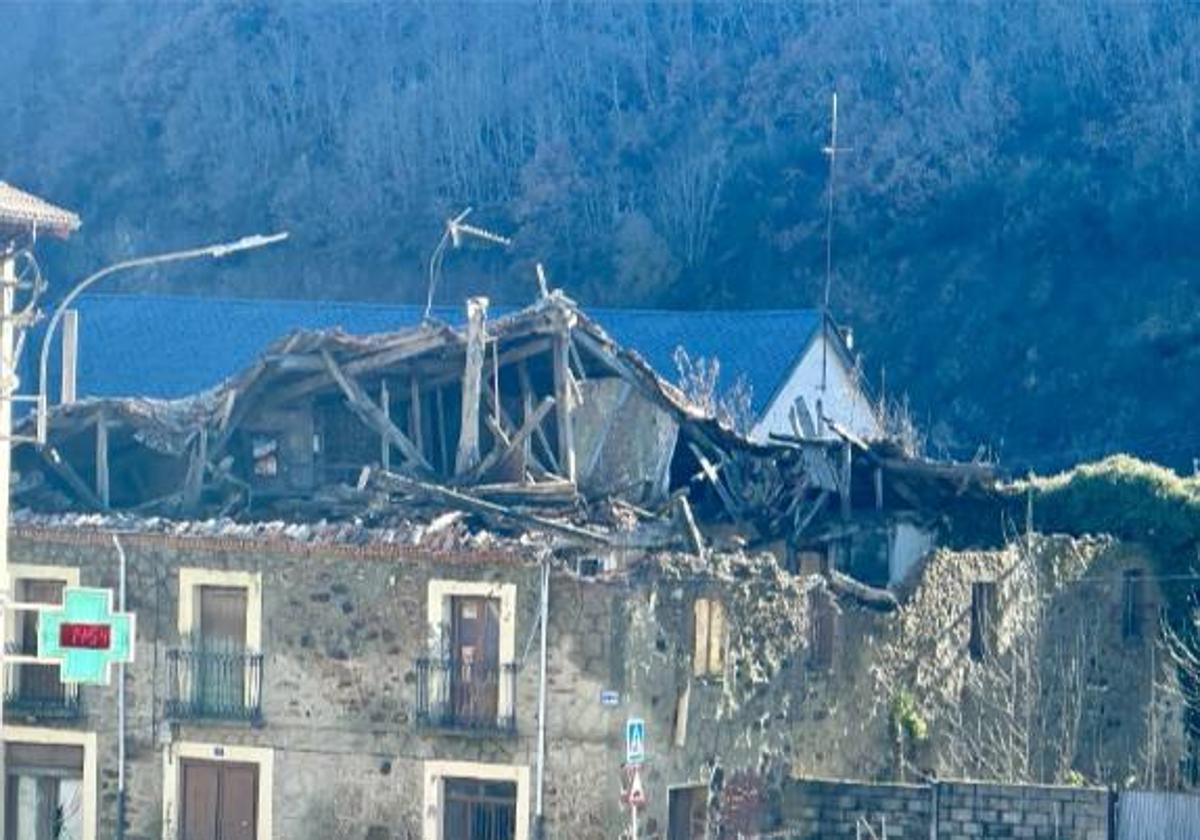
[380,379,391,471]
[61,309,78,405]
[674,494,705,558]
[95,412,110,508]
[455,297,488,475]
[841,441,853,520]
[422,336,551,389]
[409,376,423,457]
[43,446,106,511]
[470,396,555,481]
[518,360,559,473]
[367,468,610,546]
[435,387,449,475]
[182,426,208,511]
[687,442,740,519]
[320,349,432,472]
[269,328,457,405]
[552,331,576,483]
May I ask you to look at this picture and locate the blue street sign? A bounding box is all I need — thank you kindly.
[626,718,646,765]
[601,690,620,706]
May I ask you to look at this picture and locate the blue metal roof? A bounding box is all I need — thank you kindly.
[33,294,821,415]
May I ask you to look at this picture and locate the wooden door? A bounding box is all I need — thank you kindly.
[181,760,257,840]
[450,596,500,725]
[197,586,248,712]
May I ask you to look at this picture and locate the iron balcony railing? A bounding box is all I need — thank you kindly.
[166,640,263,723]
[415,656,517,735]
[3,663,82,720]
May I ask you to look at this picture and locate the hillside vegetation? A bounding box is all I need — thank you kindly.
[2,2,1199,469]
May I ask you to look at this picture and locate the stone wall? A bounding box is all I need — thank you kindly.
[778,777,1113,840]
[3,525,1179,840]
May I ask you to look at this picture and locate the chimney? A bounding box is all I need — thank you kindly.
[839,326,854,351]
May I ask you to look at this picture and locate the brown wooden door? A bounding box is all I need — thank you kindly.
[181,760,257,840]
[450,596,500,725]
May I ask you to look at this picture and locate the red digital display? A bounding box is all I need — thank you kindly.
[59,622,111,650]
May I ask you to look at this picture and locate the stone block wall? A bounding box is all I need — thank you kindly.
[779,778,932,839]
[778,778,1112,840]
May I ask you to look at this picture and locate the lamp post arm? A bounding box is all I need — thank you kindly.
[35,232,288,443]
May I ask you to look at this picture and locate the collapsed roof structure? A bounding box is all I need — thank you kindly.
[14,292,994,593]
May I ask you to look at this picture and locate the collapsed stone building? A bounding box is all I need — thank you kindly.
[2,294,1190,840]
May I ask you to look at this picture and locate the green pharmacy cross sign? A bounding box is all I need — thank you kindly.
[37,586,135,685]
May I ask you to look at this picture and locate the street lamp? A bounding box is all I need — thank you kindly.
[35,232,289,443]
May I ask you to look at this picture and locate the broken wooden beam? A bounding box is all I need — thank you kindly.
[366,468,609,546]
[518,360,559,474]
[687,442,740,520]
[470,396,555,481]
[828,570,899,612]
[455,297,488,476]
[380,379,392,471]
[409,376,423,458]
[674,494,705,558]
[552,331,576,483]
[95,412,110,508]
[321,348,433,472]
[42,446,107,511]
[182,426,208,512]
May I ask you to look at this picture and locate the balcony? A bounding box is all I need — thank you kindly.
[166,640,263,723]
[415,657,517,735]
[4,663,81,721]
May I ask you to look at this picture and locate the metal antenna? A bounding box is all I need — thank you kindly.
[425,208,512,320]
[820,91,851,395]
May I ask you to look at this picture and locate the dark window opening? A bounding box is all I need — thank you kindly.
[444,778,517,840]
[808,588,838,671]
[315,395,379,485]
[969,581,997,661]
[668,785,708,840]
[5,578,79,719]
[1122,568,1145,640]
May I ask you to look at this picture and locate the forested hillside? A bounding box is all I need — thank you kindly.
[2,2,1198,471]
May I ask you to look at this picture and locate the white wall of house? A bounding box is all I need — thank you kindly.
[750,332,882,444]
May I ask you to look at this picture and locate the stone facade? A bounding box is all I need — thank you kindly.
[1,525,1182,840]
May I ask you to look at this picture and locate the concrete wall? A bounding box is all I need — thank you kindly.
[778,777,1113,840]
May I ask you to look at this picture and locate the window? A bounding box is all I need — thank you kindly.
[668,785,709,840]
[5,566,79,719]
[443,778,517,840]
[969,581,997,661]
[692,598,726,679]
[807,588,838,670]
[2,727,97,840]
[421,582,517,733]
[422,761,530,840]
[170,570,263,721]
[1122,568,1145,640]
